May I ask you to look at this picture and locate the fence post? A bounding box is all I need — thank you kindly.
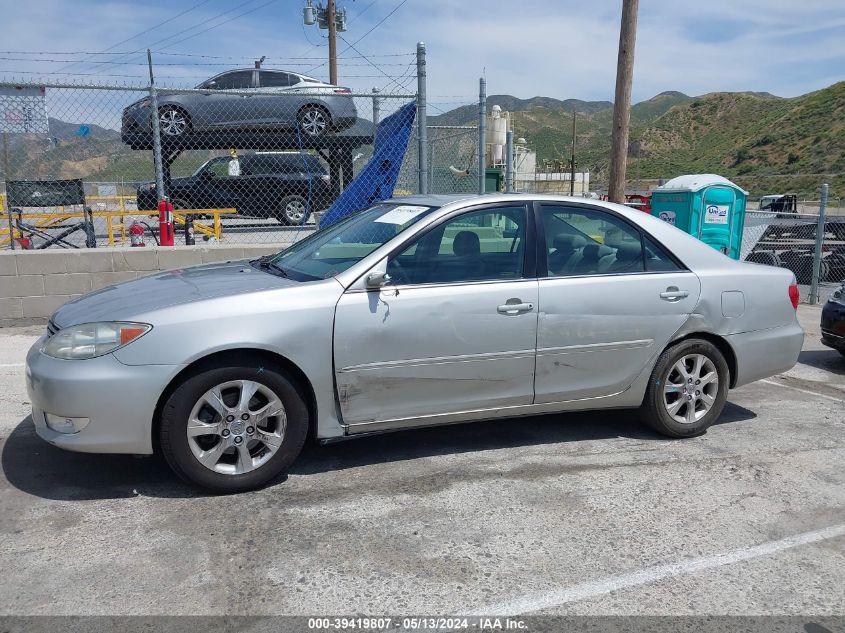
[2,132,14,249]
[505,130,514,192]
[147,52,166,205]
[416,42,428,195]
[372,87,380,127]
[809,183,829,305]
[147,50,173,246]
[478,77,486,195]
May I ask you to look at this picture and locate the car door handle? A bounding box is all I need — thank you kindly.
[497,302,534,314]
[660,287,689,301]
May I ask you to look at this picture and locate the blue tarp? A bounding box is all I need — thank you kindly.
[319,101,416,228]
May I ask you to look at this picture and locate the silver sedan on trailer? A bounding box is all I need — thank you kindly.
[26,194,804,492]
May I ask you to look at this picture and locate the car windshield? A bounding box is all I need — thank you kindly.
[192,159,216,176]
[269,203,436,281]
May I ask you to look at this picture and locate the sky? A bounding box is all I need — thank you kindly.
[1,0,844,115]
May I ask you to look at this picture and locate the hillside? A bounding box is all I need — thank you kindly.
[431,82,845,197]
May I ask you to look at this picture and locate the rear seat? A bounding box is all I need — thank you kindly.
[598,242,643,273]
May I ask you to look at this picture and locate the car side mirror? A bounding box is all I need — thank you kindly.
[365,271,392,289]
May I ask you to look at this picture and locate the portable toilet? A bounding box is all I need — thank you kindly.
[650,174,747,259]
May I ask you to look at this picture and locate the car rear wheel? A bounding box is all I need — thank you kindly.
[159,363,309,493]
[158,106,190,137]
[639,338,729,438]
[297,105,331,137]
[277,195,310,226]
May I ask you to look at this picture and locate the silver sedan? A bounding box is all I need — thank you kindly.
[25,194,804,492]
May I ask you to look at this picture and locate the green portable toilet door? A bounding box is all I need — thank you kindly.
[694,186,740,259]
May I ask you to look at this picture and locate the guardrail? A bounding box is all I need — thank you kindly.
[1,194,234,247]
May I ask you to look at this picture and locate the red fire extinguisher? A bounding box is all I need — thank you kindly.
[158,199,175,247]
[129,221,145,247]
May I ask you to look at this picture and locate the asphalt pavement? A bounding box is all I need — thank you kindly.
[0,306,843,617]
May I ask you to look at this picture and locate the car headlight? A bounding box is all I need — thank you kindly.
[42,322,151,360]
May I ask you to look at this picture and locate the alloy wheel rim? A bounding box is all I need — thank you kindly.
[285,199,306,222]
[159,109,187,136]
[186,379,286,475]
[300,109,327,136]
[662,354,719,424]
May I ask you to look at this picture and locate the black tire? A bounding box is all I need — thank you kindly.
[638,338,730,438]
[297,104,331,137]
[160,362,309,493]
[276,194,310,226]
[157,105,190,137]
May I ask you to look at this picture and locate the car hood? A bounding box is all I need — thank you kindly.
[52,259,297,327]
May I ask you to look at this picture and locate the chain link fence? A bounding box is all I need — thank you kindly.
[742,190,845,303]
[1,76,419,250]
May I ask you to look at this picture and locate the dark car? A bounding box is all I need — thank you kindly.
[122,69,357,140]
[136,152,334,225]
[821,281,845,356]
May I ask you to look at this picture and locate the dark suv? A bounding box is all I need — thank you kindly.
[136,152,334,225]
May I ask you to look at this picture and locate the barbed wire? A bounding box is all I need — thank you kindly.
[0,51,416,60]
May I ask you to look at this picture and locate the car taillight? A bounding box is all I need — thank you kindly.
[789,283,799,310]
[333,88,351,94]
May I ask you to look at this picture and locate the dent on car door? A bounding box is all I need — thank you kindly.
[333,204,539,428]
[535,204,701,404]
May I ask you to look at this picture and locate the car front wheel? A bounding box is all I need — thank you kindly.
[158,106,190,137]
[297,105,331,137]
[277,195,310,226]
[159,362,309,493]
[639,338,729,437]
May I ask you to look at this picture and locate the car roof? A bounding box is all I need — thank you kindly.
[389,193,481,206]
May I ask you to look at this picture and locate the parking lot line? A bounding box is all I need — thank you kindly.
[472,523,845,615]
[760,378,845,402]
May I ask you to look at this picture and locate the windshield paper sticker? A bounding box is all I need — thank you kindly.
[375,205,429,225]
[705,204,729,224]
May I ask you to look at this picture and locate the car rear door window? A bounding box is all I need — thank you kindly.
[259,71,295,88]
[541,205,646,276]
[388,205,527,285]
[213,71,255,89]
[643,235,683,272]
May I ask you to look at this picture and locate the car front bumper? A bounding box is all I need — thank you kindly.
[26,336,184,454]
[821,299,845,351]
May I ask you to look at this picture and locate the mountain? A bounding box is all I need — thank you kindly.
[2,83,842,198]
[430,94,612,127]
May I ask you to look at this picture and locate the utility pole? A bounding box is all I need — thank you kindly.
[570,110,577,196]
[303,1,346,84]
[608,0,639,203]
[327,0,337,85]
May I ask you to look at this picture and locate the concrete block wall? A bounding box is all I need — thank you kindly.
[0,245,280,327]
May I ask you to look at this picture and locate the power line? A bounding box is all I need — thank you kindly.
[0,56,413,67]
[0,50,415,60]
[54,0,216,74]
[305,0,408,74]
[97,0,270,71]
[157,0,282,53]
